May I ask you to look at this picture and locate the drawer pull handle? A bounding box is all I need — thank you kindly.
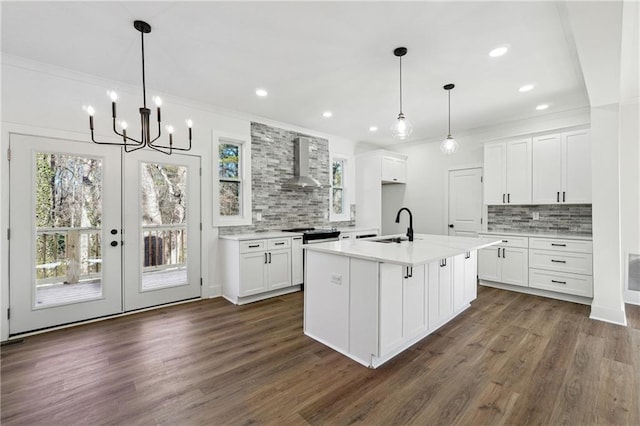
[557,192,560,202]
[551,259,566,263]
[502,239,509,243]
[293,237,302,240]
[551,280,567,284]
[264,253,268,264]
[551,243,566,247]
[249,244,260,248]
[502,248,506,258]
[498,248,501,258]
[275,242,285,245]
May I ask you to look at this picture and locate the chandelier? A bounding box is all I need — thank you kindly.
[86,20,192,155]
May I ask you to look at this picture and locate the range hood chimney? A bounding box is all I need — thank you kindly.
[283,137,326,189]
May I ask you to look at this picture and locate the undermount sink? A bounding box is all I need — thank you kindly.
[371,236,409,244]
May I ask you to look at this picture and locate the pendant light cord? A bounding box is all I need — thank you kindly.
[448,89,451,135]
[399,56,403,115]
[141,30,147,108]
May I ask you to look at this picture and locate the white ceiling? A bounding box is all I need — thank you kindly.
[1,1,590,146]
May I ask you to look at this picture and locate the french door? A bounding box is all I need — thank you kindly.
[9,135,201,334]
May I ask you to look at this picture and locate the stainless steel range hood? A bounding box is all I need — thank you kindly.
[283,137,326,189]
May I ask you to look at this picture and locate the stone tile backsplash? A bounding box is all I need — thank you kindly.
[219,122,355,235]
[488,204,592,235]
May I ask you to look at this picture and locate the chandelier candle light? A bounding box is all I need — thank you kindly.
[86,20,192,155]
[440,83,459,155]
[390,47,413,140]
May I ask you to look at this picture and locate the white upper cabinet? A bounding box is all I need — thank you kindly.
[381,155,407,184]
[483,138,531,204]
[532,129,591,204]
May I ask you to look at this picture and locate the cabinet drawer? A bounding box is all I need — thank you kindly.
[479,234,528,249]
[529,237,592,253]
[267,238,291,249]
[529,268,593,297]
[529,249,592,275]
[240,240,265,253]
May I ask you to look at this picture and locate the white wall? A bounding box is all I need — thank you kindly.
[0,54,357,340]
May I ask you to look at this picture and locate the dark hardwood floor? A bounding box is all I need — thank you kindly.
[2,287,639,425]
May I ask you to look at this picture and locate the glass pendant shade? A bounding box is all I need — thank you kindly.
[440,135,459,155]
[391,113,413,140]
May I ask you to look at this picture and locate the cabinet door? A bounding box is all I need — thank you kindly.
[500,247,529,287]
[403,265,425,339]
[453,254,466,312]
[464,250,478,304]
[380,264,404,354]
[506,138,531,204]
[439,259,453,320]
[267,249,291,290]
[381,156,406,183]
[393,158,407,183]
[562,130,591,203]
[483,142,506,204]
[239,252,267,296]
[478,247,501,281]
[291,237,303,285]
[532,134,562,204]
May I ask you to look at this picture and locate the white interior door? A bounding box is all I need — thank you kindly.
[9,135,122,334]
[448,168,483,236]
[122,151,201,311]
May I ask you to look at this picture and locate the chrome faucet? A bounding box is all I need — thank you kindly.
[395,207,414,242]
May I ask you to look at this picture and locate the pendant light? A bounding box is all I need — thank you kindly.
[390,47,413,140]
[86,20,192,155]
[440,83,458,155]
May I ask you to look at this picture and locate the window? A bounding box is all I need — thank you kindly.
[330,156,349,222]
[215,137,252,226]
[219,142,241,216]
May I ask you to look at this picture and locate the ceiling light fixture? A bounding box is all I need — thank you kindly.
[440,83,459,155]
[256,88,268,97]
[518,84,535,92]
[86,20,192,155]
[536,104,549,110]
[322,111,333,118]
[489,45,509,58]
[390,47,413,140]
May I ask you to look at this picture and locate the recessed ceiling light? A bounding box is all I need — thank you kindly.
[519,84,535,92]
[369,126,378,132]
[255,88,268,97]
[536,104,549,111]
[489,45,509,58]
[322,111,333,118]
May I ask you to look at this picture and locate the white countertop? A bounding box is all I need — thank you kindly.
[219,231,302,241]
[304,233,501,267]
[479,231,592,241]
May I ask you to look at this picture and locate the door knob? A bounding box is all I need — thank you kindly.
[110,229,118,235]
[110,241,118,247]
[448,224,454,228]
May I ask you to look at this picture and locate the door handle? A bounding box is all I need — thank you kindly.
[268,252,272,263]
[503,193,505,203]
[557,192,560,202]
[563,191,566,202]
[502,248,506,258]
[507,193,510,203]
[498,247,501,258]
[264,253,268,264]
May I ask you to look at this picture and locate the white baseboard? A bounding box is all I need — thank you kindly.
[589,304,628,326]
[479,280,592,305]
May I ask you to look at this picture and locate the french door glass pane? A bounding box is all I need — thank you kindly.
[140,163,188,290]
[34,152,103,307]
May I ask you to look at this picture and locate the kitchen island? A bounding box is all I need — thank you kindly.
[303,233,500,368]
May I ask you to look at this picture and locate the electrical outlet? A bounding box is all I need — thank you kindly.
[330,274,342,285]
[532,212,540,220]
[256,212,262,221]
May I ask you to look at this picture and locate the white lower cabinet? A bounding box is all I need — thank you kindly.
[478,246,529,287]
[221,236,295,304]
[428,258,453,329]
[291,236,303,285]
[453,251,478,310]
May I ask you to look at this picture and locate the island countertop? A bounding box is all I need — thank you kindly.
[303,233,501,267]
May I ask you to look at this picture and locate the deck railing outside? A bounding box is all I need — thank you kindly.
[35,224,187,286]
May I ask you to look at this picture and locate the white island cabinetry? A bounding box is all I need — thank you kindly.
[304,234,498,368]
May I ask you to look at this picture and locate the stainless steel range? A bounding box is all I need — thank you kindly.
[282,227,341,244]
